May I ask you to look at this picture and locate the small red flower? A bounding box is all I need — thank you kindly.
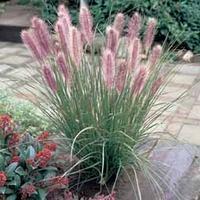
[0,171,7,187]
[8,133,20,147]
[44,143,57,152]
[21,184,36,199]
[0,114,14,135]
[53,176,69,186]
[37,131,49,142]
[35,148,52,167]
[10,155,20,163]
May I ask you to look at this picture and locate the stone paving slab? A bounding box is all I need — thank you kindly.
[116,142,200,200]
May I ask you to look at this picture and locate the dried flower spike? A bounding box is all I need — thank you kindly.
[128,12,141,41]
[113,13,125,35]
[43,65,57,93]
[79,0,93,44]
[102,49,115,89]
[106,26,119,54]
[143,18,157,53]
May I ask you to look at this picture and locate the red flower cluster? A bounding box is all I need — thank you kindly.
[37,131,49,142]
[44,143,57,152]
[21,184,36,199]
[0,114,13,135]
[0,171,7,187]
[10,155,20,163]
[8,133,20,147]
[35,148,52,167]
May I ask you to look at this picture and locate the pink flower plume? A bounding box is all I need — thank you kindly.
[132,67,148,95]
[128,38,141,72]
[113,13,125,35]
[43,65,57,93]
[69,26,83,67]
[148,45,162,69]
[21,30,43,61]
[56,52,71,83]
[102,49,116,89]
[143,18,157,53]
[115,61,127,93]
[58,4,71,33]
[31,16,51,57]
[55,19,70,56]
[106,26,119,54]
[128,12,141,41]
[79,0,93,45]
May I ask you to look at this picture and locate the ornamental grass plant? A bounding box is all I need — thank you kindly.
[20,0,175,193]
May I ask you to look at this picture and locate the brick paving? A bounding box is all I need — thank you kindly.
[0,42,200,145]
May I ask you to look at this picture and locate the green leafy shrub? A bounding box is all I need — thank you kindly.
[0,114,116,199]
[0,115,72,199]
[69,0,200,53]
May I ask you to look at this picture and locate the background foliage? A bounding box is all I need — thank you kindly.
[68,0,200,53]
[18,0,200,53]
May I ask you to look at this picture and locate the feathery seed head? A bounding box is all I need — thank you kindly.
[69,26,83,67]
[43,65,57,92]
[21,30,44,61]
[106,26,119,54]
[144,18,157,53]
[79,0,93,45]
[56,52,71,83]
[31,16,51,57]
[115,61,127,93]
[128,38,141,72]
[102,49,116,89]
[132,67,148,95]
[148,45,162,69]
[128,12,141,41]
[113,13,125,35]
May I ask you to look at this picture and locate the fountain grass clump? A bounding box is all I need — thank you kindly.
[20,0,173,192]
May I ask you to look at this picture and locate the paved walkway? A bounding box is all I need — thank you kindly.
[0,42,200,145]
